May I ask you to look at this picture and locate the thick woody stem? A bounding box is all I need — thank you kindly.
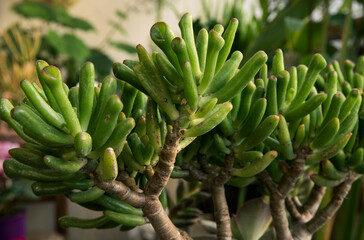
[144,123,180,197]
[214,152,234,185]
[286,185,326,224]
[293,196,302,207]
[198,154,218,176]
[211,185,232,240]
[299,185,326,223]
[304,174,356,234]
[93,176,145,208]
[258,171,293,240]
[209,152,234,240]
[278,150,306,197]
[141,123,190,240]
[143,198,188,240]
[259,159,308,240]
[286,197,303,221]
[181,162,209,183]
[257,149,306,240]
[117,171,142,192]
[186,152,233,240]
[258,171,278,193]
[271,195,293,240]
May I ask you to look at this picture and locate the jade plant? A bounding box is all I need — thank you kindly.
[0,13,363,240]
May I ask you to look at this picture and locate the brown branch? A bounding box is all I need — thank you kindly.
[117,171,142,192]
[179,230,194,240]
[304,173,356,234]
[293,196,302,207]
[278,149,306,197]
[271,195,293,240]
[299,185,326,223]
[198,154,218,176]
[142,197,186,240]
[286,197,303,222]
[210,185,231,240]
[213,152,234,185]
[92,175,145,208]
[182,154,234,239]
[258,171,293,240]
[206,152,234,240]
[144,123,180,197]
[183,147,235,240]
[286,185,326,224]
[141,122,190,240]
[266,149,306,240]
[257,171,278,194]
[92,120,190,240]
[181,162,209,183]
[144,165,155,179]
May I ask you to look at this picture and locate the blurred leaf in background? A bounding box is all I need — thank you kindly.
[0,24,41,102]
[7,0,154,87]
[231,197,272,240]
[45,31,90,63]
[12,1,94,31]
[176,0,364,66]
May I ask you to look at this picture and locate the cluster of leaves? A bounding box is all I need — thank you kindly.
[0,10,364,240]
[190,0,364,65]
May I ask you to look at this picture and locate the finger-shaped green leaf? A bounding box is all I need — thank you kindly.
[212,51,267,103]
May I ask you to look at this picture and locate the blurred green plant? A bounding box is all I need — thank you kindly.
[0,25,41,102]
[184,0,364,66]
[9,0,159,87]
[11,0,111,87]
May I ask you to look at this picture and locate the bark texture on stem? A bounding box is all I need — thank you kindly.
[144,123,180,197]
[258,149,306,240]
[272,196,293,240]
[181,162,209,182]
[292,174,356,240]
[299,185,326,223]
[117,171,142,192]
[286,197,303,222]
[214,152,234,186]
[198,153,218,176]
[286,185,326,224]
[142,123,190,240]
[211,185,232,240]
[210,152,234,240]
[92,120,192,240]
[278,151,306,197]
[142,197,189,240]
[258,171,293,240]
[304,174,356,234]
[184,152,234,240]
[93,176,145,208]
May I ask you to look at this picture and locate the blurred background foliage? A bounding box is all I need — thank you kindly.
[181,0,364,66]
[0,0,155,102]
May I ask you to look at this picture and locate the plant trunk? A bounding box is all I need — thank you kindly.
[211,185,232,240]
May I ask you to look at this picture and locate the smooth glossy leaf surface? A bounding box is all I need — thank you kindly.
[45,31,89,63]
[234,197,272,240]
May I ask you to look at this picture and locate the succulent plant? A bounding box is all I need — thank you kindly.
[0,12,363,240]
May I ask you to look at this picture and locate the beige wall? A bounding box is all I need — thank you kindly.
[0,0,212,61]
